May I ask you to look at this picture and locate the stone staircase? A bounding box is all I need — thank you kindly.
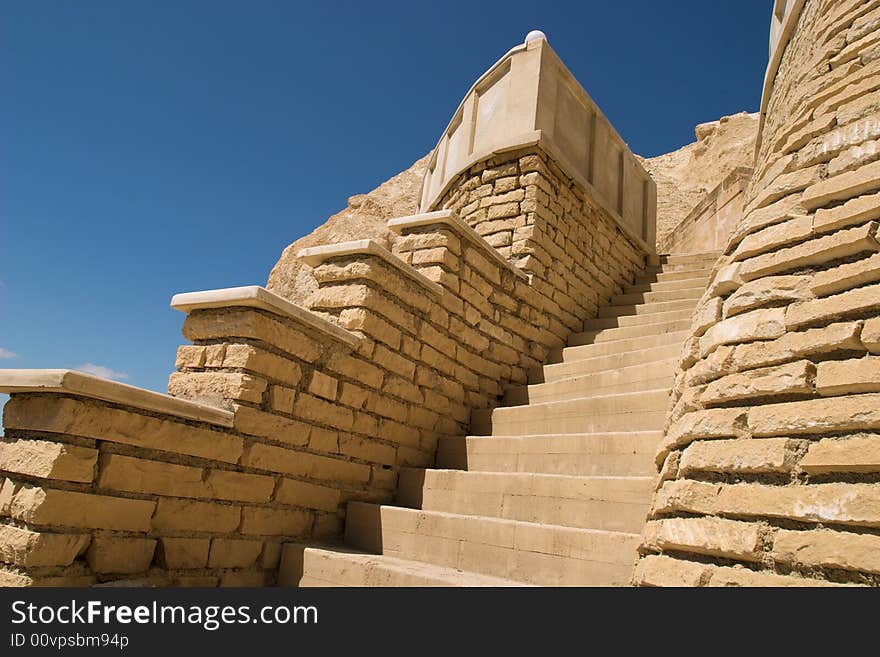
[279,252,720,586]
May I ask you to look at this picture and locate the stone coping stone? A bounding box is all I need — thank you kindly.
[170,285,361,349]
[387,210,530,282]
[0,369,234,428]
[297,239,445,297]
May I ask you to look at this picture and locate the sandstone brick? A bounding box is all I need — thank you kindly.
[208,538,263,568]
[175,345,206,369]
[706,566,839,587]
[151,498,240,533]
[206,470,275,503]
[325,352,384,389]
[747,165,821,211]
[339,308,402,349]
[655,479,880,527]
[269,385,295,413]
[810,252,880,296]
[644,517,763,561]
[739,222,880,282]
[732,216,814,263]
[657,407,749,464]
[158,538,210,569]
[307,371,338,401]
[2,396,242,464]
[168,371,267,405]
[800,435,880,474]
[233,405,310,446]
[241,443,370,483]
[700,360,815,404]
[294,392,355,431]
[222,344,303,388]
[98,453,207,498]
[86,537,156,574]
[732,321,863,370]
[338,434,396,465]
[679,437,798,475]
[864,317,880,354]
[723,275,813,318]
[813,190,880,233]
[690,297,722,337]
[0,478,17,516]
[802,158,880,209]
[773,528,880,574]
[816,356,880,395]
[204,344,227,367]
[750,393,880,436]
[0,525,89,567]
[240,506,312,536]
[261,541,283,569]
[685,345,737,386]
[699,308,787,357]
[11,486,155,531]
[632,554,710,587]
[274,478,340,512]
[183,309,323,363]
[0,439,97,483]
[786,283,880,328]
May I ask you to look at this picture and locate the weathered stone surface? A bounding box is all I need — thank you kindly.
[800,434,880,474]
[0,439,97,483]
[786,283,880,328]
[151,498,240,533]
[690,297,722,337]
[208,538,263,568]
[206,470,276,503]
[706,263,744,297]
[732,321,863,370]
[773,528,880,574]
[864,317,880,354]
[810,252,880,296]
[86,537,156,574]
[158,538,210,569]
[0,525,89,567]
[802,159,880,209]
[749,393,880,436]
[274,478,340,512]
[816,356,880,395]
[723,275,813,318]
[221,344,303,388]
[11,486,155,531]
[632,554,710,587]
[731,216,813,262]
[813,190,880,233]
[657,407,749,464]
[701,360,815,404]
[699,308,786,357]
[706,566,839,587]
[240,507,312,537]
[98,453,208,498]
[679,437,798,474]
[168,371,267,406]
[644,517,763,561]
[232,405,310,446]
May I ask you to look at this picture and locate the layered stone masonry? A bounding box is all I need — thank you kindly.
[635,0,880,587]
[0,141,650,586]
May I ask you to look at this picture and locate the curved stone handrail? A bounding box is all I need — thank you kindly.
[418,34,657,251]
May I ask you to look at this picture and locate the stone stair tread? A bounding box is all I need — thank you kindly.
[567,320,692,346]
[561,329,687,356]
[581,307,696,330]
[279,543,531,587]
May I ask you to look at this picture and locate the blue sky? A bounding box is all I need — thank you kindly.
[0,1,770,395]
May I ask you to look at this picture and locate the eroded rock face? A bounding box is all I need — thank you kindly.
[638,111,759,247]
[266,154,431,304]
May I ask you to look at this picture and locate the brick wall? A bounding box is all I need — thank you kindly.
[634,0,880,587]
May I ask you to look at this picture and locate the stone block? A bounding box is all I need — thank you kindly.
[749,393,880,436]
[723,275,813,318]
[240,506,312,536]
[0,439,97,483]
[168,371,267,405]
[679,437,798,475]
[11,486,155,532]
[158,538,210,569]
[644,517,763,561]
[800,435,880,474]
[786,283,880,329]
[700,360,815,404]
[208,538,263,568]
[699,308,787,357]
[233,405,310,446]
[206,470,275,503]
[86,537,156,574]
[0,525,89,567]
[773,528,880,574]
[802,159,880,209]
[274,478,340,512]
[810,252,880,297]
[732,321,863,370]
[151,498,240,533]
[221,344,303,388]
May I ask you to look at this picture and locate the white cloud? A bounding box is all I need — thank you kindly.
[0,348,16,359]
[77,363,129,381]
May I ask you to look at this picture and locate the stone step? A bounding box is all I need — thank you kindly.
[659,252,722,266]
[556,330,687,361]
[396,468,655,534]
[507,359,675,404]
[582,308,695,331]
[344,503,640,586]
[624,277,710,294]
[278,544,528,587]
[636,268,714,283]
[597,297,698,319]
[650,261,717,274]
[435,431,662,476]
[612,287,704,306]
[567,319,693,347]
[471,388,670,435]
[541,343,681,381]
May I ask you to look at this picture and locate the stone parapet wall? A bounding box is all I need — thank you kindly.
[635,0,880,587]
[0,141,650,586]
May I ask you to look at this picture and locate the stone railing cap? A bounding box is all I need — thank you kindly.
[0,369,234,428]
[170,285,361,348]
[297,239,445,296]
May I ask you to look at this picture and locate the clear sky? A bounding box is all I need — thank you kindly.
[0,1,771,396]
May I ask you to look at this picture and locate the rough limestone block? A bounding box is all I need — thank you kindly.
[656,407,749,465]
[706,263,744,298]
[690,297,723,337]
[158,538,210,569]
[0,439,97,483]
[175,345,206,369]
[0,478,17,516]
[722,275,813,318]
[168,371,267,405]
[729,195,806,246]
[11,486,155,532]
[772,528,880,575]
[731,216,814,262]
[268,385,295,413]
[632,554,710,587]
[749,393,880,436]
[706,566,840,587]
[738,222,880,282]
[864,317,880,354]
[232,405,310,446]
[800,435,880,474]
[241,443,370,482]
[731,321,863,370]
[207,538,263,568]
[810,252,880,296]
[221,344,303,388]
[2,396,242,465]
[0,525,89,567]
[240,507,312,537]
[150,498,241,533]
[746,165,821,212]
[679,437,798,475]
[816,356,880,395]
[86,537,156,574]
[813,190,880,233]
[274,478,340,513]
[98,453,208,498]
[802,159,880,209]
[700,360,815,404]
[699,308,787,358]
[206,470,275,503]
[786,282,880,329]
[685,345,736,387]
[643,517,763,561]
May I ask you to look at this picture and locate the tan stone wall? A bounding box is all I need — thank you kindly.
[1,143,649,586]
[635,0,880,587]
